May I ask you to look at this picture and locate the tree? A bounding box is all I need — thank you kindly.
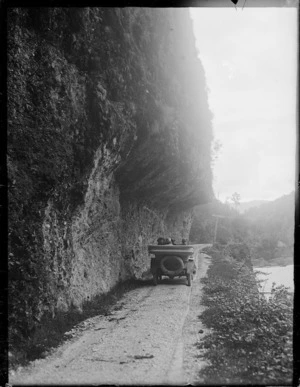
[230,192,241,209]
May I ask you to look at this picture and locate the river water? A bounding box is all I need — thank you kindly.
[254,264,294,294]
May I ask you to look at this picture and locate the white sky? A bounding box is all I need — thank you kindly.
[190,7,297,202]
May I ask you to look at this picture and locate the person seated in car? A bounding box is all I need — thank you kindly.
[157,237,165,245]
[157,237,174,245]
[165,237,172,245]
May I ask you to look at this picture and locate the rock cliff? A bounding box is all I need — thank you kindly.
[8,8,213,340]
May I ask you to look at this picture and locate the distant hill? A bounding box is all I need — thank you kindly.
[190,192,295,264]
[244,192,294,220]
[243,191,295,262]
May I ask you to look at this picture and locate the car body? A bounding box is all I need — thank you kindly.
[148,244,195,286]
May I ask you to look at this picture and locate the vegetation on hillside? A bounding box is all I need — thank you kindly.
[190,192,294,265]
[197,246,293,384]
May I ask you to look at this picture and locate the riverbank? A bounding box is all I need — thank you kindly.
[252,255,293,268]
[255,264,293,294]
[196,246,293,385]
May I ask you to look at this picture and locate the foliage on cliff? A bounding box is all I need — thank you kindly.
[190,192,294,263]
[8,7,213,361]
[197,246,293,384]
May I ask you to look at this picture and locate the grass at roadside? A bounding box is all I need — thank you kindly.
[197,246,293,385]
[10,279,144,370]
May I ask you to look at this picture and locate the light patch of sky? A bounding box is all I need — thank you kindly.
[190,7,297,202]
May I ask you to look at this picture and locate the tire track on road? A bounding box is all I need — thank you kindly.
[10,245,211,385]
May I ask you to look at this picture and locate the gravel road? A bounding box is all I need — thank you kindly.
[9,245,211,385]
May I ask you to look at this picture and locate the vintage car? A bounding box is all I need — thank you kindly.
[148,244,195,286]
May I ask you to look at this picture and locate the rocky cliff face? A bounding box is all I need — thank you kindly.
[8,8,213,339]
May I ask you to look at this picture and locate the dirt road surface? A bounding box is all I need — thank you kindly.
[10,245,211,385]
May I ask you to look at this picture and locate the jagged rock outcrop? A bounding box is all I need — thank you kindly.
[8,8,213,339]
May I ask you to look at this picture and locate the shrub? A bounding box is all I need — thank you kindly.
[197,248,293,384]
